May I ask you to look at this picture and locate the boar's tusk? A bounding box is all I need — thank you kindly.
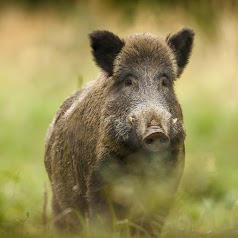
[128,116,135,125]
[172,118,178,124]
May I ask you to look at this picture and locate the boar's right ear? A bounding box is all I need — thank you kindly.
[166,28,194,78]
[89,30,124,76]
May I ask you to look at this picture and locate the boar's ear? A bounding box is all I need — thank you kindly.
[89,30,124,76]
[166,28,194,77]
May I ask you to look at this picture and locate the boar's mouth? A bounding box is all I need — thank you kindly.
[142,127,170,152]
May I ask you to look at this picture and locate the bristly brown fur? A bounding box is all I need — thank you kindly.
[44,29,194,236]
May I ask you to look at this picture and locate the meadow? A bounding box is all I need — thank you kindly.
[0,2,238,237]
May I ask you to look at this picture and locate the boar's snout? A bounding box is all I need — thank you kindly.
[142,127,170,152]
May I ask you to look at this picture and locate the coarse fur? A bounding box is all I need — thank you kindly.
[45,29,194,236]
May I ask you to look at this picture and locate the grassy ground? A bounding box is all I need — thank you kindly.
[0,3,238,237]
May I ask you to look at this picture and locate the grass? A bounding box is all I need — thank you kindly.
[0,3,238,237]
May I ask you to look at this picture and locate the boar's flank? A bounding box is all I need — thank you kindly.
[45,29,194,236]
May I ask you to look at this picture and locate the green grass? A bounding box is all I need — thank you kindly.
[0,4,238,238]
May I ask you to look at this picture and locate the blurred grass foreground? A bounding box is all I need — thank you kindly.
[1,0,238,237]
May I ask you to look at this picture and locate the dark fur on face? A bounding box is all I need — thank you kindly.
[45,29,194,236]
[100,31,192,156]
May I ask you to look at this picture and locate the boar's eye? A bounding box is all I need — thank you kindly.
[123,75,135,87]
[161,75,170,87]
[124,78,133,87]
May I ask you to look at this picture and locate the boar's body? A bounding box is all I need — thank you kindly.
[45,76,116,225]
[45,29,194,235]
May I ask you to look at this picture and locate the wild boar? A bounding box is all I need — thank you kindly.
[45,28,194,236]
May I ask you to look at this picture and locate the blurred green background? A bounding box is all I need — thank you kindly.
[0,0,238,237]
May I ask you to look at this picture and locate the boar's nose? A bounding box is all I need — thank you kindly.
[142,127,170,152]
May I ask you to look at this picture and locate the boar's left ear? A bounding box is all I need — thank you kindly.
[89,30,124,76]
[166,28,194,77]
